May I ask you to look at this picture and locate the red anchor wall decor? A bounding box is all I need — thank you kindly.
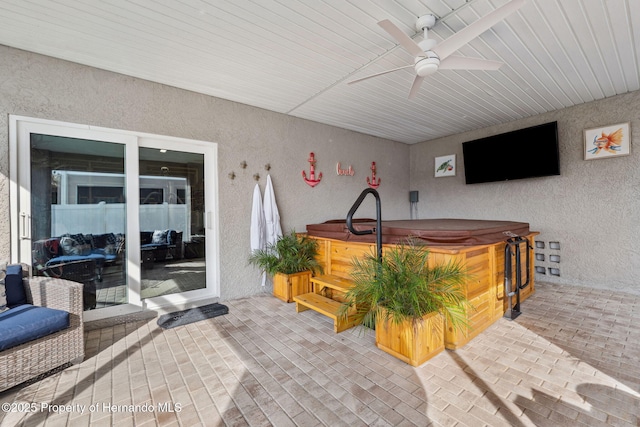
[302,152,323,187]
[366,161,381,189]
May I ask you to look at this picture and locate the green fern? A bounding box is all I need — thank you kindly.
[339,239,470,332]
[248,230,323,276]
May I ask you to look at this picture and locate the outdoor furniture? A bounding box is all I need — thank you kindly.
[0,266,84,392]
[140,229,180,262]
[141,247,155,269]
[39,259,98,310]
[32,232,124,281]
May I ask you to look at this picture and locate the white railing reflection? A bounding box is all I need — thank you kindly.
[51,202,189,235]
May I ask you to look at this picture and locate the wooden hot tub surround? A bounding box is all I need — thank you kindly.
[296,219,538,350]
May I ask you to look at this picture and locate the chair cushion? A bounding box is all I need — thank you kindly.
[89,233,117,255]
[140,231,153,245]
[45,253,106,267]
[152,230,169,244]
[0,279,8,314]
[60,235,92,256]
[32,238,61,265]
[4,264,27,307]
[0,304,70,351]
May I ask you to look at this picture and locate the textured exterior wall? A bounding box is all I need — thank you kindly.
[410,90,640,295]
[5,43,636,299]
[0,45,410,301]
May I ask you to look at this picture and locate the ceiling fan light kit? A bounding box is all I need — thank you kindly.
[349,0,526,99]
[415,53,440,77]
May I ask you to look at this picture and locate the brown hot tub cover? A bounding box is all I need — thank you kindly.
[306,218,530,246]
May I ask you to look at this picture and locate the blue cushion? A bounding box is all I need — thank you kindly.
[45,253,106,267]
[90,249,117,262]
[5,264,27,307]
[0,304,70,351]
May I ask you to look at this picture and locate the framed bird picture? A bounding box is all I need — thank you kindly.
[584,122,630,160]
[435,154,456,177]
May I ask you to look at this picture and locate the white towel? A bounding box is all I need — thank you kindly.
[250,183,266,254]
[263,174,283,246]
[250,183,267,286]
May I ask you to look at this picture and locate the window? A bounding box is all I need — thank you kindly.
[77,186,124,204]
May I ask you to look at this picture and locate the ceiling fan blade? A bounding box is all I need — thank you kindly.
[378,19,425,58]
[439,56,503,70]
[432,0,525,61]
[408,75,425,99]
[348,64,414,85]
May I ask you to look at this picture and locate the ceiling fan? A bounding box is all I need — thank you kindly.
[349,0,526,99]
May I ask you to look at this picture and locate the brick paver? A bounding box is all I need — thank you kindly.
[1,282,639,426]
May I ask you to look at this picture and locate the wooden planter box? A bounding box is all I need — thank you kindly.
[272,271,313,303]
[375,310,444,366]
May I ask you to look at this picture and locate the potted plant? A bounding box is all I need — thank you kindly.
[339,240,469,366]
[249,230,323,302]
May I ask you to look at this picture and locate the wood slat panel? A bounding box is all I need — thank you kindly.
[310,233,537,350]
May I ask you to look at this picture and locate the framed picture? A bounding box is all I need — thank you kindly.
[435,154,455,177]
[584,122,631,160]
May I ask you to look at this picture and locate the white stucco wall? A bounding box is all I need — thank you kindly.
[3,44,637,300]
[410,90,640,295]
[0,45,410,301]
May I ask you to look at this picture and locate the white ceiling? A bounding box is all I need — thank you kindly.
[0,0,638,144]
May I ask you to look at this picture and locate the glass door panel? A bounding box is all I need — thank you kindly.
[13,116,219,319]
[138,147,206,299]
[30,134,128,311]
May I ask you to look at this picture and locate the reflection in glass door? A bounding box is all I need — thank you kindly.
[29,134,128,311]
[13,116,219,320]
[138,147,206,299]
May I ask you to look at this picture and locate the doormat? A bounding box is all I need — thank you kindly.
[157,303,229,329]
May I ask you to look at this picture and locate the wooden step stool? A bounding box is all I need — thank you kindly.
[293,274,358,333]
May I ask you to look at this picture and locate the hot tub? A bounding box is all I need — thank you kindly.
[305,218,538,349]
[306,218,531,246]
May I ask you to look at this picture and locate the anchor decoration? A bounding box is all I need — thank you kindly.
[302,152,323,187]
[366,161,381,189]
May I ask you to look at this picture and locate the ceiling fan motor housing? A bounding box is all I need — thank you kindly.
[416,14,436,32]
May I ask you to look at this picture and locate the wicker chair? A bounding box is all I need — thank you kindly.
[0,274,84,392]
[38,259,97,310]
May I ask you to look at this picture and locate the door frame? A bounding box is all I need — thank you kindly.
[9,115,220,321]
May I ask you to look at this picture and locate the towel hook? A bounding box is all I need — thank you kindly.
[253,173,260,181]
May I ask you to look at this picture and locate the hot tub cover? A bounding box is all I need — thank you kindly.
[306,218,530,246]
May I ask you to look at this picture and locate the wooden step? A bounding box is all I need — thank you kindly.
[310,274,354,293]
[293,292,358,333]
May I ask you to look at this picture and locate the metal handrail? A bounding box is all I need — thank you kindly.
[504,236,532,320]
[346,188,382,262]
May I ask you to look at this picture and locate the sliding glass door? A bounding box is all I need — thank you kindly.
[138,146,207,302]
[11,116,219,321]
[29,134,130,312]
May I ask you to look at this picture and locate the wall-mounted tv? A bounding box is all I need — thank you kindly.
[462,121,560,184]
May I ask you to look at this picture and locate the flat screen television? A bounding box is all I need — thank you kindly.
[462,121,560,184]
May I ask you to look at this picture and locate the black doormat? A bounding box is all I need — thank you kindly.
[157,303,228,329]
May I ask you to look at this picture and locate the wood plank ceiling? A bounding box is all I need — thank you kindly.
[0,0,638,144]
